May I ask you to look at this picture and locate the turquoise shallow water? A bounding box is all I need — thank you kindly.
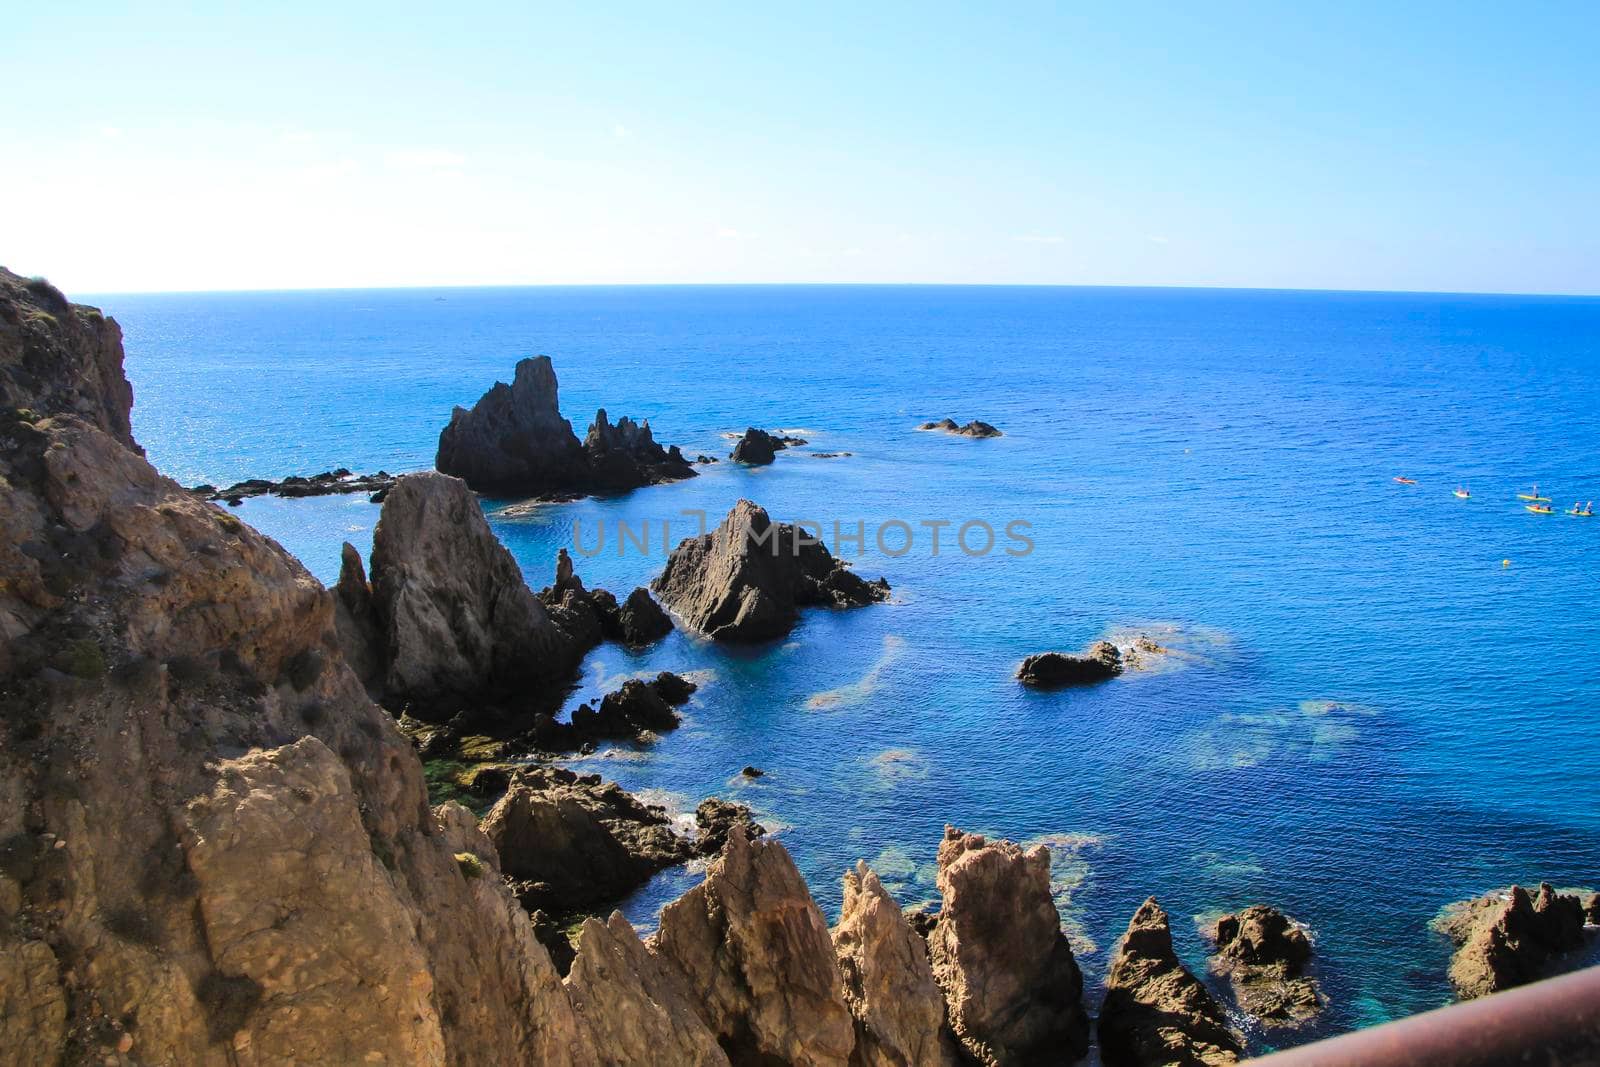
[96,284,1600,1049]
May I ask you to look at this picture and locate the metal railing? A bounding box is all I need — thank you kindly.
[1252,965,1600,1066]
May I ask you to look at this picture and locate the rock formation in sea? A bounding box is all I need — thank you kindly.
[693,797,767,857]
[341,471,590,719]
[1436,883,1592,999]
[833,861,964,1067]
[190,468,397,505]
[1017,641,1125,687]
[917,417,1003,438]
[482,767,695,915]
[435,355,694,497]
[537,547,675,649]
[730,426,803,465]
[653,499,890,642]
[926,827,1090,1064]
[652,823,859,1066]
[0,267,598,1064]
[1207,905,1325,1026]
[1099,898,1244,1067]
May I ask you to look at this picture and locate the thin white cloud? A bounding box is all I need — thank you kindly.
[1015,234,1065,244]
[716,226,744,239]
[612,123,631,138]
[1147,234,1170,244]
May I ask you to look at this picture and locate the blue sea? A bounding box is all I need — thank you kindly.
[95,284,1600,1050]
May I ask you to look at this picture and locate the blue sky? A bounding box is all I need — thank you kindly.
[5,2,1596,294]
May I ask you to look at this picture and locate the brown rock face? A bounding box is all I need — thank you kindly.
[833,861,962,1067]
[1099,898,1243,1067]
[364,471,587,717]
[1017,642,1124,687]
[0,939,66,1066]
[1208,905,1324,1027]
[653,824,857,1066]
[435,355,693,497]
[653,499,890,642]
[0,267,136,450]
[182,738,446,1063]
[565,912,732,1067]
[1438,883,1591,999]
[927,827,1089,1065]
[481,768,694,915]
[0,273,594,1065]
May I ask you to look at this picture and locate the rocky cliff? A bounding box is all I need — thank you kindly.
[653,500,890,642]
[435,355,694,498]
[0,270,594,1065]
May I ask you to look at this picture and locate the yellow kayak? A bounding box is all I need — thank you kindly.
[1526,504,1554,514]
[1518,484,1550,502]
[1569,509,1594,517]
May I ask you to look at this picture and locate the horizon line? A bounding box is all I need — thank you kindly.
[61,279,1600,301]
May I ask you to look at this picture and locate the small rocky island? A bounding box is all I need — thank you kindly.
[436,355,695,498]
[1017,641,1124,687]
[918,417,1003,437]
[653,499,890,641]
[729,426,805,465]
[1208,905,1325,1026]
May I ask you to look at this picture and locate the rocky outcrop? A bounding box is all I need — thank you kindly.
[565,912,732,1066]
[917,418,1002,438]
[731,427,801,465]
[693,797,766,857]
[534,549,673,654]
[358,471,590,719]
[0,266,136,450]
[1207,905,1324,1026]
[435,355,694,498]
[1099,898,1243,1067]
[1017,641,1124,687]
[0,273,595,1065]
[926,827,1089,1065]
[182,738,447,1063]
[190,468,397,505]
[1437,883,1592,999]
[833,861,962,1067]
[482,767,694,915]
[653,500,890,642]
[612,586,673,645]
[653,824,857,1066]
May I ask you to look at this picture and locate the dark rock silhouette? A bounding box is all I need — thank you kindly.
[918,418,1003,438]
[436,355,694,498]
[1017,641,1124,687]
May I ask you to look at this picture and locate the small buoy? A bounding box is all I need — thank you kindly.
[1502,559,1511,568]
